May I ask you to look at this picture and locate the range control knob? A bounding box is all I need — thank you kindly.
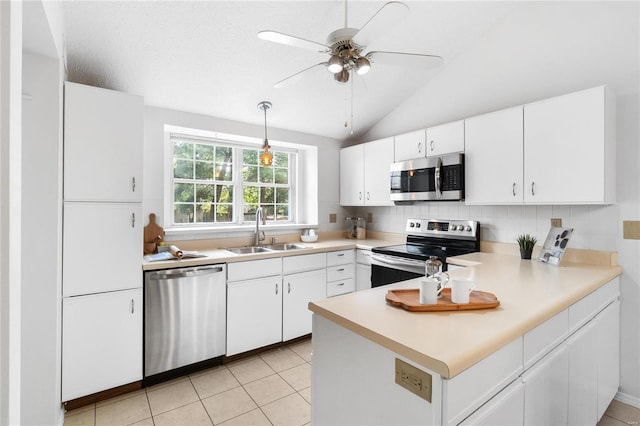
[465,225,473,232]
[415,222,421,228]
[409,222,415,227]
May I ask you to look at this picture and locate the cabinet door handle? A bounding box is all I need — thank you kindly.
[337,253,345,257]
[531,181,536,196]
[366,192,370,200]
[418,142,423,154]
[337,282,345,287]
[132,177,136,192]
[288,282,291,294]
[131,212,136,228]
[358,191,362,200]
[512,182,516,196]
[430,140,435,151]
[131,299,135,314]
[275,283,279,295]
[337,268,345,272]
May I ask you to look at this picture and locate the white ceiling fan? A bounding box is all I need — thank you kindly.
[258,1,443,88]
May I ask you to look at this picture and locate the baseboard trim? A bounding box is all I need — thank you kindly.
[615,391,640,409]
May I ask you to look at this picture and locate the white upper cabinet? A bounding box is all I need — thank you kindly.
[523,86,615,204]
[465,107,524,204]
[394,129,427,161]
[340,138,394,206]
[64,82,144,202]
[426,120,464,157]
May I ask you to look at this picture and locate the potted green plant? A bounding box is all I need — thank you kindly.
[517,234,537,259]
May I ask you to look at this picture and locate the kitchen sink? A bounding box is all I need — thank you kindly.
[225,246,272,254]
[263,243,308,251]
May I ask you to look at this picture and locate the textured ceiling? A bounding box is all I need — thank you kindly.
[61,1,518,141]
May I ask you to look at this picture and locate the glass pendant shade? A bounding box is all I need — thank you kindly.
[356,57,371,75]
[260,142,273,166]
[257,101,273,167]
[334,68,349,83]
[327,55,343,73]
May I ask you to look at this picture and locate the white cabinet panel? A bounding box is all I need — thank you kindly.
[326,278,355,297]
[283,269,326,341]
[394,129,426,161]
[326,264,354,283]
[63,202,142,297]
[62,288,142,401]
[597,300,620,419]
[339,138,394,206]
[327,249,355,266]
[523,309,568,369]
[426,120,464,157]
[339,144,364,206]
[524,86,615,204]
[356,263,371,291]
[283,253,326,275]
[567,319,598,426]
[227,276,282,356]
[64,82,143,202]
[464,107,524,204]
[227,257,282,282]
[459,380,524,426]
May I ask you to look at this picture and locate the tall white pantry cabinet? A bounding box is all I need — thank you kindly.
[61,82,144,402]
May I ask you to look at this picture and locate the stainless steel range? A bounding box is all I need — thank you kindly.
[370,219,480,288]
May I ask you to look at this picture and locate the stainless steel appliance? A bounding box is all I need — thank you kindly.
[144,264,226,385]
[371,219,480,288]
[390,153,465,202]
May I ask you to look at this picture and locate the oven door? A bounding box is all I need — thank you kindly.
[370,253,425,288]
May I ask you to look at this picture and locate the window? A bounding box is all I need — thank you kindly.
[170,134,296,227]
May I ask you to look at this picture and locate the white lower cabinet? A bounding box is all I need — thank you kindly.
[62,288,142,402]
[283,269,327,341]
[356,249,372,291]
[326,249,356,297]
[567,319,599,425]
[597,300,620,419]
[459,380,524,426]
[227,275,282,356]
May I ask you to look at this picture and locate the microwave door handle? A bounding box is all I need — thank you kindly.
[435,156,442,196]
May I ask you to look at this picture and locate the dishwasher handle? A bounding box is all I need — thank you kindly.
[148,266,224,280]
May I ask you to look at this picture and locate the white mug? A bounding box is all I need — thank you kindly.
[451,278,476,304]
[419,277,445,304]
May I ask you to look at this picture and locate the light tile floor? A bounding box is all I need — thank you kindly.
[64,339,313,426]
[64,336,639,426]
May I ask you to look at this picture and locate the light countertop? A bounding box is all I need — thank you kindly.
[142,237,398,271]
[308,251,622,379]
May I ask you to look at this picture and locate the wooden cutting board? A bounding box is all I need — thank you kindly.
[143,213,164,254]
[386,288,500,312]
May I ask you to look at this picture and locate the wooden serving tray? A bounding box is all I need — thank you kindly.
[386,288,500,312]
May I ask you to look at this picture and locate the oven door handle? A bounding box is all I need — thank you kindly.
[371,253,425,270]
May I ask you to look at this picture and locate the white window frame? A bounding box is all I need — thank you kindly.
[163,126,303,234]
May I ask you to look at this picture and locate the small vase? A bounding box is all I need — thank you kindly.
[520,249,533,260]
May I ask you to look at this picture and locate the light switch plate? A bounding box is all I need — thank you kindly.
[623,221,640,239]
[551,218,563,227]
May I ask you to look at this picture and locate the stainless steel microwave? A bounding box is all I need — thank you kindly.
[390,153,465,202]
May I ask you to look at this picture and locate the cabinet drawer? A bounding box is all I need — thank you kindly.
[227,258,282,282]
[327,249,355,266]
[569,289,599,333]
[326,278,355,297]
[327,264,354,282]
[523,309,568,369]
[356,249,372,265]
[283,252,326,275]
[594,277,620,311]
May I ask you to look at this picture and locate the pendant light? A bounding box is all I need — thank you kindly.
[257,101,273,166]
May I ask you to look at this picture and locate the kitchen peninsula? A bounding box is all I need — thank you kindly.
[309,250,622,425]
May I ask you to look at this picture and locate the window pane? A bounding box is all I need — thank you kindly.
[215,147,233,181]
[216,204,233,222]
[274,152,288,167]
[276,205,289,220]
[174,159,193,179]
[263,205,275,220]
[195,161,214,180]
[259,166,274,184]
[243,165,258,183]
[243,149,258,165]
[274,168,288,184]
[215,163,232,181]
[195,184,214,202]
[196,204,214,223]
[196,144,213,161]
[174,142,193,159]
[174,182,194,202]
[243,185,259,204]
[276,188,289,204]
[260,187,274,204]
[174,204,194,223]
[217,185,233,203]
[244,204,258,221]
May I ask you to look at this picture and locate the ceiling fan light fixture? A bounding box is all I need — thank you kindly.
[257,101,273,167]
[355,56,371,75]
[334,68,350,83]
[327,55,343,73]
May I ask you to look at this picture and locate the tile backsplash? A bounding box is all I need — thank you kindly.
[355,203,619,252]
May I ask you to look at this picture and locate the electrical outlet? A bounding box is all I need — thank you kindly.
[551,218,563,227]
[395,358,432,402]
[329,213,337,224]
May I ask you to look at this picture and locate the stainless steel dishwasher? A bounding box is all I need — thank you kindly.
[144,264,226,383]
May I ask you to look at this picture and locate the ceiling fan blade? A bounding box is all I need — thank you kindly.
[258,30,329,52]
[274,62,328,89]
[367,51,443,69]
[352,2,409,48]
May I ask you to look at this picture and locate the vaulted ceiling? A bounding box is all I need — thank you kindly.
[61,1,519,140]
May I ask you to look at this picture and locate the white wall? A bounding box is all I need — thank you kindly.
[359,1,640,403]
[21,52,64,426]
[143,106,350,241]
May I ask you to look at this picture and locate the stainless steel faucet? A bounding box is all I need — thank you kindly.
[254,206,266,246]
